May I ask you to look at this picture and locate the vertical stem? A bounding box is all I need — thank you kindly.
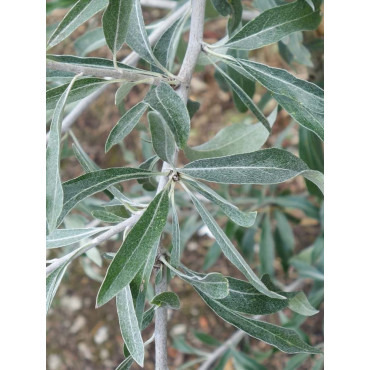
[154,1,206,369]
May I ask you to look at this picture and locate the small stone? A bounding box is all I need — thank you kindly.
[78,342,93,360]
[100,348,109,360]
[170,324,187,337]
[60,295,82,312]
[70,315,86,334]
[94,326,109,344]
[48,354,62,370]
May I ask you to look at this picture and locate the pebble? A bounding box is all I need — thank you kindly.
[48,354,62,370]
[170,324,187,337]
[60,295,82,312]
[70,315,86,334]
[94,326,109,344]
[78,342,93,360]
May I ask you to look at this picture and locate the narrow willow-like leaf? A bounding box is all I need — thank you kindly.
[163,259,229,299]
[46,77,113,111]
[148,111,176,166]
[71,133,140,208]
[218,277,288,315]
[223,0,321,50]
[145,82,190,149]
[212,61,271,132]
[125,0,159,66]
[274,210,295,273]
[151,292,181,310]
[115,357,133,370]
[279,32,313,68]
[183,186,284,300]
[47,54,143,73]
[115,82,136,106]
[130,242,158,328]
[116,286,144,366]
[46,261,69,313]
[185,108,277,160]
[196,289,321,354]
[74,27,106,56]
[102,0,133,63]
[260,215,275,276]
[47,0,109,49]
[91,210,126,223]
[180,148,324,194]
[170,193,181,269]
[142,306,155,330]
[97,188,170,307]
[46,227,110,248]
[299,126,324,196]
[47,74,79,232]
[287,291,319,316]
[261,274,318,316]
[58,168,158,226]
[153,13,188,73]
[184,178,257,228]
[236,59,324,140]
[105,101,148,152]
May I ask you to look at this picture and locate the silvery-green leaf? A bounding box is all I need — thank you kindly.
[58,168,158,226]
[116,286,144,366]
[71,134,140,208]
[46,69,76,83]
[299,125,324,196]
[145,82,190,149]
[259,215,275,276]
[212,61,271,132]
[218,276,288,315]
[170,193,181,269]
[74,27,106,56]
[47,77,113,111]
[284,353,311,370]
[203,242,221,271]
[185,108,277,160]
[223,0,321,50]
[91,210,126,223]
[236,59,324,140]
[183,187,284,300]
[180,148,324,194]
[46,261,69,313]
[102,0,133,62]
[115,82,136,106]
[46,0,77,14]
[47,54,143,73]
[183,178,257,228]
[115,357,133,370]
[153,13,188,73]
[47,75,79,232]
[85,246,103,267]
[97,188,170,307]
[148,111,176,166]
[274,210,295,273]
[105,101,148,152]
[196,289,321,354]
[47,0,109,49]
[130,242,158,327]
[287,292,319,316]
[142,306,155,330]
[46,227,110,249]
[165,262,229,300]
[261,274,318,316]
[125,0,160,66]
[278,32,313,68]
[151,292,181,310]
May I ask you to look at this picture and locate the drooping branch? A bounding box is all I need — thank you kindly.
[46,60,176,85]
